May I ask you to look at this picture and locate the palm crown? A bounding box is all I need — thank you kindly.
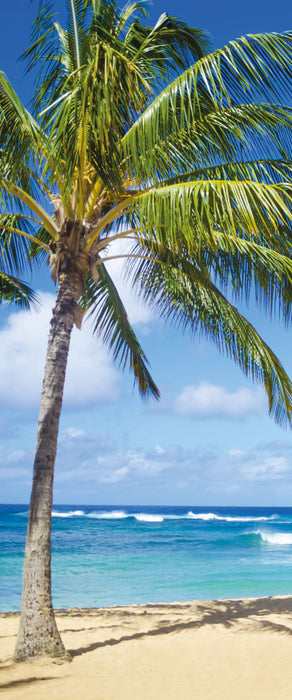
[1,0,292,424]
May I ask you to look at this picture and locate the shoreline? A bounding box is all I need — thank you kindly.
[1,595,292,698]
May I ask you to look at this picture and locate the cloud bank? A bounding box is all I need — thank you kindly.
[1,420,292,504]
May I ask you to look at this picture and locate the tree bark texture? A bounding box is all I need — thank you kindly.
[14,272,83,661]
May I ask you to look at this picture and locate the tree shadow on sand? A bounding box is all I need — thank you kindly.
[0,676,60,690]
[63,595,292,658]
[2,596,292,691]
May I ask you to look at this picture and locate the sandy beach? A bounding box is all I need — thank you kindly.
[1,596,292,699]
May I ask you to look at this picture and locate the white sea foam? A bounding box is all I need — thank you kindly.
[52,510,85,517]
[186,511,276,523]
[222,515,275,522]
[87,510,129,519]
[87,510,165,522]
[187,511,218,520]
[88,511,164,522]
[50,509,277,523]
[255,530,292,545]
[134,514,164,523]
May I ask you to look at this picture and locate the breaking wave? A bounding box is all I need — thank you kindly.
[254,530,292,545]
[134,514,164,523]
[50,509,278,524]
[88,511,164,522]
[186,511,276,523]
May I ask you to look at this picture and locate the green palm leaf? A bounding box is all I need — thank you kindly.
[82,264,159,399]
[122,32,292,169]
[0,271,37,308]
[119,179,292,256]
[121,103,292,184]
[131,252,292,425]
[206,232,292,317]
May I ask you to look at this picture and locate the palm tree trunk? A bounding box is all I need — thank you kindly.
[14,271,83,662]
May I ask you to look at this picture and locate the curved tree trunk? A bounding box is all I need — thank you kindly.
[14,271,83,662]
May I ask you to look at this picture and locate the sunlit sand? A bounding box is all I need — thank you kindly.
[1,596,292,699]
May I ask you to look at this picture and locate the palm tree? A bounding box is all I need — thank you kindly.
[2,0,292,661]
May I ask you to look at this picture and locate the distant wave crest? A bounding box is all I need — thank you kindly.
[50,509,278,524]
[88,511,164,522]
[186,511,276,523]
[51,509,165,521]
[134,514,164,523]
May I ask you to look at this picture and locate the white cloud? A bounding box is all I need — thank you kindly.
[0,292,120,409]
[99,466,129,483]
[63,427,86,439]
[174,382,266,419]
[7,449,26,462]
[240,456,289,481]
[154,444,165,455]
[0,445,27,466]
[51,430,292,502]
[53,433,213,491]
[2,422,292,504]
[229,448,245,459]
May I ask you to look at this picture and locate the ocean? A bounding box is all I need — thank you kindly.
[1,504,292,612]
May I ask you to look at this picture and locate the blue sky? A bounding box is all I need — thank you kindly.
[1,0,292,506]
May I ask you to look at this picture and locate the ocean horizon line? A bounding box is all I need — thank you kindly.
[1,502,291,509]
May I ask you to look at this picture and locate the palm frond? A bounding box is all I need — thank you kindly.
[205,232,292,318]
[122,11,210,86]
[112,179,292,262]
[122,32,292,169]
[24,0,210,196]
[131,253,292,425]
[122,227,292,322]
[82,264,159,399]
[0,72,41,187]
[22,1,64,118]
[0,212,36,275]
[0,271,38,308]
[170,158,292,188]
[121,103,292,184]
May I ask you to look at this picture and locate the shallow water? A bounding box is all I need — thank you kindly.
[1,504,292,611]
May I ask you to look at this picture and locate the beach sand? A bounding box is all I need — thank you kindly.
[1,596,292,699]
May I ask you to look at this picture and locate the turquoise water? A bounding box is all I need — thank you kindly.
[1,504,292,612]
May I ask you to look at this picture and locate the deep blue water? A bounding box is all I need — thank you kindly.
[1,504,292,612]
